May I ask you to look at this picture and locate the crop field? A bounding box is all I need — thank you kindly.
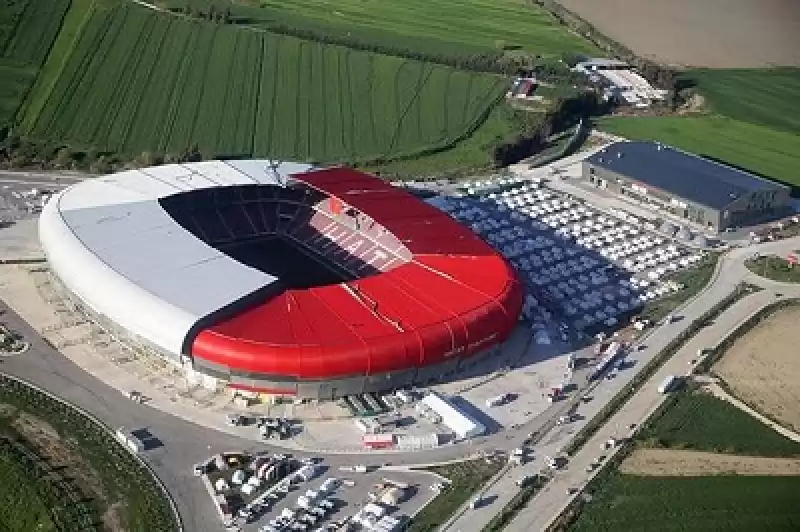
[0,0,70,126]
[20,3,507,163]
[556,0,800,68]
[714,304,800,433]
[166,0,597,58]
[638,392,800,457]
[570,473,800,532]
[685,68,800,134]
[597,116,800,188]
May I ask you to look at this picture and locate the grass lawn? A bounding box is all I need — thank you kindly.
[746,256,800,284]
[0,377,177,532]
[639,252,718,323]
[408,459,504,532]
[638,392,800,457]
[162,0,598,59]
[570,474,800,532]
[685,68,800,134]
[597,116,800,189]
[0,444,62,532]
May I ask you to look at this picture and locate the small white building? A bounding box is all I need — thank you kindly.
[420,392,485,440]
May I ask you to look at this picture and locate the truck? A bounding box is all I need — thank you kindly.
[485,393,510,408]
[590,341,624,380]
[658,375,679,394]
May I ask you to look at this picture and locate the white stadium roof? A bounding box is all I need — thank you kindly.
[40,160,313,356]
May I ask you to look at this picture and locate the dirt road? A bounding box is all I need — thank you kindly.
[621,448,800,476]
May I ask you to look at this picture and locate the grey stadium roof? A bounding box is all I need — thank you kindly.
[586,141,786,210]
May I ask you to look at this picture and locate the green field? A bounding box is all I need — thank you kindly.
[409,459,503,532]
[639,392,800,457]
[19,2,508,164]
[746,257,800,284]
[570,389,800,531]
[570,474,800,532]
[597,116,800,188]
[686,68,800,134]
[0,0,70,126]
[164,0,598,59]
[0,445,61,532]
[372,104,540,177]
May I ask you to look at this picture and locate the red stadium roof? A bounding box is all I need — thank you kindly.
[192,167,523,380]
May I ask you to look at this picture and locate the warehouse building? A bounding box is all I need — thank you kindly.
[583,142,791,232]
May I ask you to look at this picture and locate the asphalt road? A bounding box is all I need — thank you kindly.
[503,236,800,532]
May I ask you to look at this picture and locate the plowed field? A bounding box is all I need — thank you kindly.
[556,0,800,67]
[715,305,800,432]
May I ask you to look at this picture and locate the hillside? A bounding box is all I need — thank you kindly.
[161,0,599,59]
[18,1,511,165]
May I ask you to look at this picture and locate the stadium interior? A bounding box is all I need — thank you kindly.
[159,182,411,291]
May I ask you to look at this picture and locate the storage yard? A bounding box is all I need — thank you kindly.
[193,449,435,531]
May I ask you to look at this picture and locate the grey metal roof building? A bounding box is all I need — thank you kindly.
[583,141,791,231]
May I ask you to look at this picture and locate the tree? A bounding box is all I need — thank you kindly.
[54,147,73,169]
[89,156,111,174]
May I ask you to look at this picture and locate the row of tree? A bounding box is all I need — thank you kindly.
[0,128,203,173]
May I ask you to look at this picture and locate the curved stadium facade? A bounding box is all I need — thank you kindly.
[40,161,523,398]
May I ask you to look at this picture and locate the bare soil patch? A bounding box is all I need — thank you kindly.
[10,411,107,502]
[621,448,800,476]
[715,305,800,432]
[556,0,800,67]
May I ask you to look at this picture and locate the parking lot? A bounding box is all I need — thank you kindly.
[435,176,707,336]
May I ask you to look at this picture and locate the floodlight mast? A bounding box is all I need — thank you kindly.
[268,160,284,186]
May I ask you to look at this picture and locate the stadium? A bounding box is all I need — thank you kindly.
[39,161,523,399]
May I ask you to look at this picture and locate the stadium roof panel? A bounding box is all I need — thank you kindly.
[586,141,786,210]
